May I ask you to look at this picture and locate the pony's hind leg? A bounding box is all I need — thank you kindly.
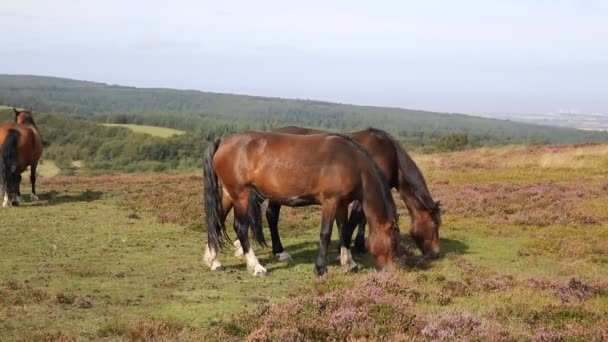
[337,205,358,272]
[234,195,267,277]
[204,197,226,271]
[13,174,22,206]
[204,192,229,270]
[2,192,9,208]
[30,164,38,201]
[204,244,223,271]
[266,202,292,263]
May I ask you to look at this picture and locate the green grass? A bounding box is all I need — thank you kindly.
[1,144,608,340]
[100,123,185,138]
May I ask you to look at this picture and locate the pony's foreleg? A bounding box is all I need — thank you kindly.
[266,202,292,263]
[234,197,267,277]
[345,201,367,253]
[315,201,337,276]
[30,164,38,201]
[2,192,9,208]
[336,205,357,272]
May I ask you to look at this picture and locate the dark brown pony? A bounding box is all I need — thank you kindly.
[203,131,399,276]
[232,126,441,264]
[0,108,44,207]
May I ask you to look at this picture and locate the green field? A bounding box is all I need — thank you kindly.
[1,144,607,341]
[100,123,185,138]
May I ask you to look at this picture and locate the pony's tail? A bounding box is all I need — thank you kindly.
[1,129,20,191]
[248,187,267,247]
[203,139,229,251]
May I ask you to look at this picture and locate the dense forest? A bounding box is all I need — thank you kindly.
[1,74,608,174]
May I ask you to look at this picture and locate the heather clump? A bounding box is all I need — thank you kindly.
[234,271,420,341]
[0,281,48,306]
[420,312,511,342]
[432,181,606,226]
[480,275,516,291]
[528,276,607,304]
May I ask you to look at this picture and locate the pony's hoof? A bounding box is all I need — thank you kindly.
[2,202,9,208]
[234,248,244,259]
[251,265,267,277]
[314,264,328,277]
[276,252,293,263]
[346,263,359,273]
[31,194,39,201]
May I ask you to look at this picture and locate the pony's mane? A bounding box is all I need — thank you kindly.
[17,112,37,127]
[366,127,439,214]
[326,132,397,220]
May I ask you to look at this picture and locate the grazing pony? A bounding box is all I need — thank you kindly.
[232,126,441,264]
[0,108,44,207]
[204,131,399,276]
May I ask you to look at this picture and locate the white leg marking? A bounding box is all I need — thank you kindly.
[31,193,39,201]
[2,193,9,208]
[245,249,267,277]
[276,251,294,263]
[204,244,223,271]
[233,239,244,259]
[340,247,358,272]
[14,196,22,206]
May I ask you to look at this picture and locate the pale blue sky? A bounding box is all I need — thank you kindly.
[2,0,607,114]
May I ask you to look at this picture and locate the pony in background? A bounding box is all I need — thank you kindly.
[0,108,44,207]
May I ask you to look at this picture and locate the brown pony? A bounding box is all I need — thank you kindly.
[231,126,441,265]
[203,131,399,277]
[0,108,44,207]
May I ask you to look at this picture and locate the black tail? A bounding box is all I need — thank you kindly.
[1,129,20,194]
[248,187,267,247]
[203,139,229,251]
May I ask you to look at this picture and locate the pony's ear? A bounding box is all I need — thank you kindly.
[13,107,19,114]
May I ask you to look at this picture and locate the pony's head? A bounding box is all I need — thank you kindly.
[367,218,400,268]
[14,108,35,125]
[411,200,442,259]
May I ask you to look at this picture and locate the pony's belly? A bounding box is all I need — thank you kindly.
[282,195,318,207]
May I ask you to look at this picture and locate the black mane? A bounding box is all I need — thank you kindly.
[366,127,440,214]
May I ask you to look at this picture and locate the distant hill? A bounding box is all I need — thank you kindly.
[2,74,608,147]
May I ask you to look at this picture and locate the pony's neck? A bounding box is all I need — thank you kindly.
[403,195,430,223]
[22,119,43,140]
[360,166,395,227]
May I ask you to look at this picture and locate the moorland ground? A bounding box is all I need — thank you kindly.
[1,143,607,341]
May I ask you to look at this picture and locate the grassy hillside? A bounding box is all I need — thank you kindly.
[2,74,608,148]
[100,123,185,138]
[2,143,607,340]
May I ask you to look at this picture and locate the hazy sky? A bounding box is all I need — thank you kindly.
[2,0,607,114]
